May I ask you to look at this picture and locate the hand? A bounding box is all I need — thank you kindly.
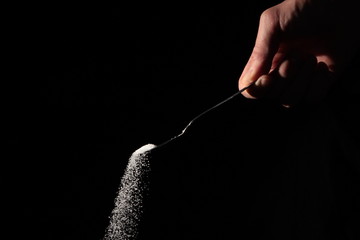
[238,0,359,107]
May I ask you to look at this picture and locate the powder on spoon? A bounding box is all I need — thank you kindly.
[103,143,156,240]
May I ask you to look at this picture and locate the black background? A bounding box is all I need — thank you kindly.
[7,2,359,240]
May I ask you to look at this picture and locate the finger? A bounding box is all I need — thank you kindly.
[245,57,298,99]
[304,62,336,104]
[239,7,281,98]
[245,74,274,99]
[280,54,317,107]
[271,51,287,72]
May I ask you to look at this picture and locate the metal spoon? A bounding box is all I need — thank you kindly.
[155,82,255,149]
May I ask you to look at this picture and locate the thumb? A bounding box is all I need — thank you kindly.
[239,8,281,98]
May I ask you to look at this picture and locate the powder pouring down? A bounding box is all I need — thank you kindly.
[103,144,156,240]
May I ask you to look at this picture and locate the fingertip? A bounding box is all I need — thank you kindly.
[255,75,273,88]
[238,69,256,96]
[238,48,274,91]
[278,58,297,79]
[242,74,273,99]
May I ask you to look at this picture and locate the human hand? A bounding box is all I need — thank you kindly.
[238,0,359,107]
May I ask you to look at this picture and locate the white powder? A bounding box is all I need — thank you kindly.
[103,144,157,240]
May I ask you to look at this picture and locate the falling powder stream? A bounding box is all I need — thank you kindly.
[103,144,157,240]
[102,83,256,239]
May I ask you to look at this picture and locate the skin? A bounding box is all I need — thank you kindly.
[238,0,359,107]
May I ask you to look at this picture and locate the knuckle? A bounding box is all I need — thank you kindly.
[260,8,278,27]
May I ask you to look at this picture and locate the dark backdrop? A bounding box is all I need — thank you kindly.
[7,3,359,240]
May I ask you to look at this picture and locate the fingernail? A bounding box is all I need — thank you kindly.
[255,76,264,86]
[255,75,271,88]
[282,104,292,108]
